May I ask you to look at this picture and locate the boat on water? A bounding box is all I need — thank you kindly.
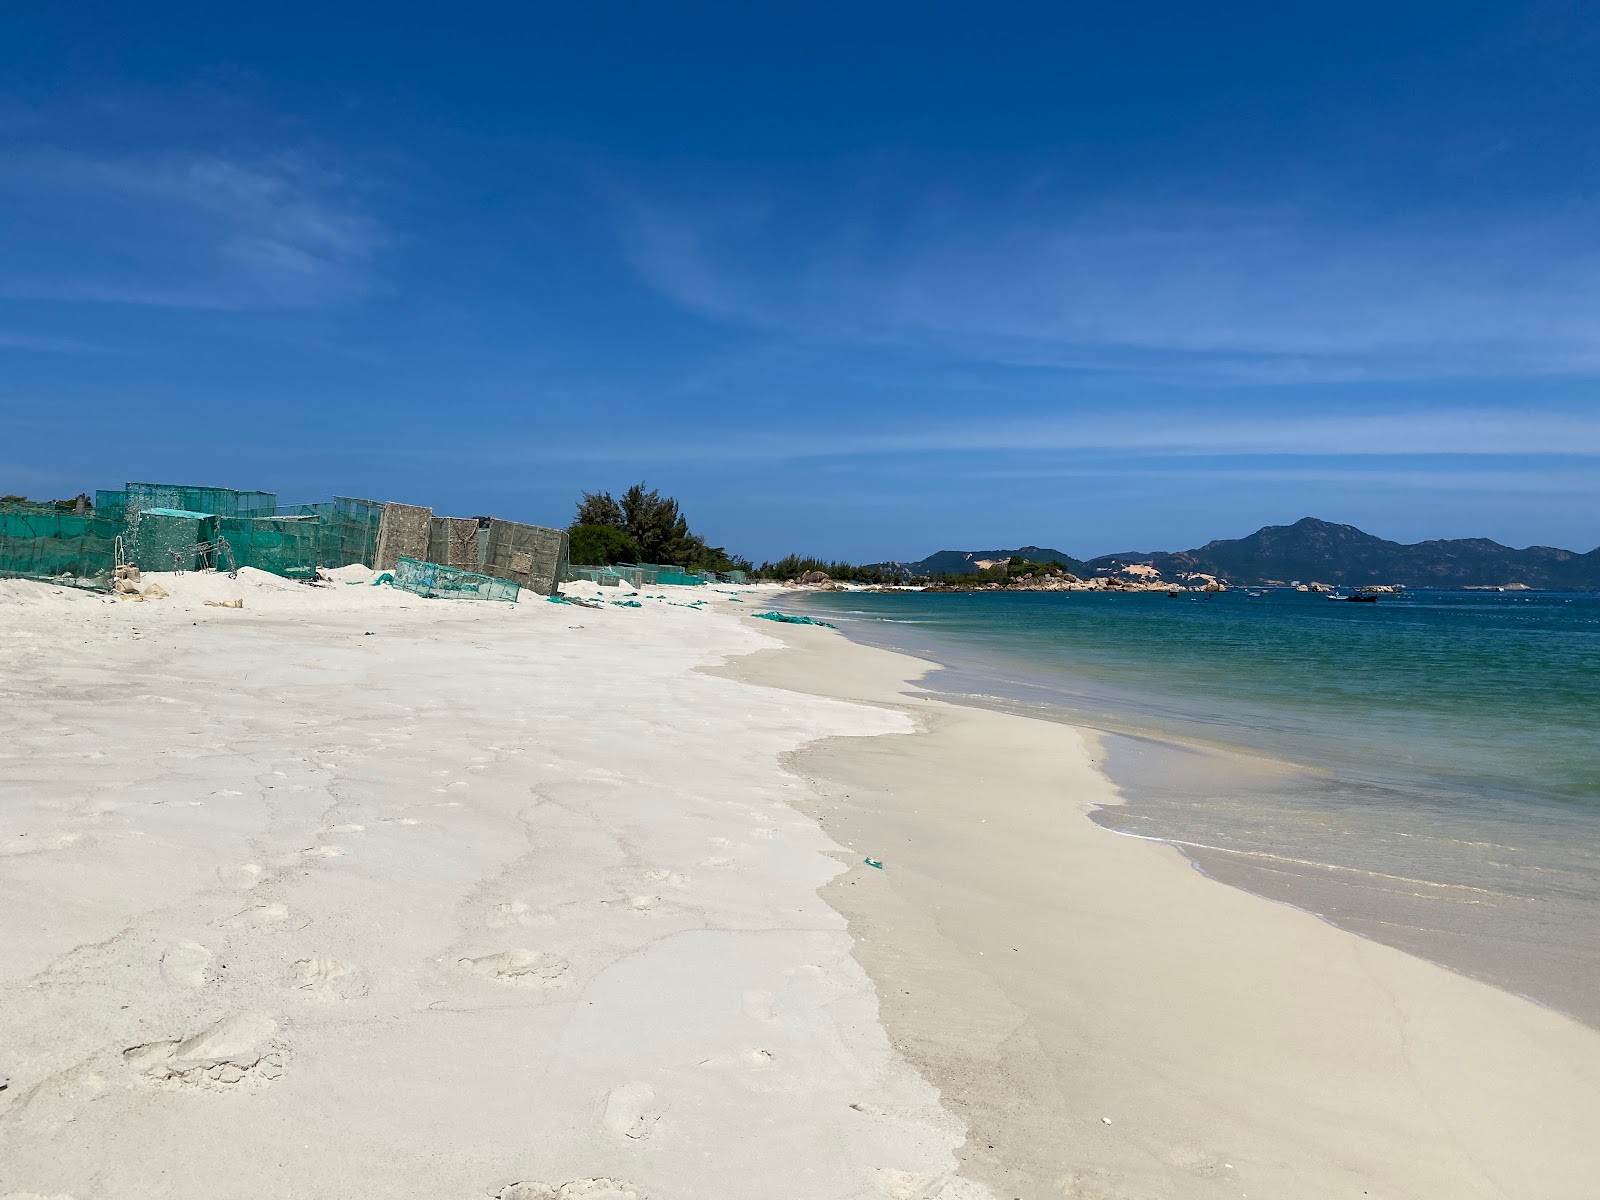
[1327,591,1380,602]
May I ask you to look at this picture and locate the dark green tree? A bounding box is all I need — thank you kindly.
[619,482,692,563]
[568,481,752,571]
[573,490,626,530]
[569,524,641,566]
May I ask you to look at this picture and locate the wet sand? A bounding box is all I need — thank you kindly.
[1096,732,1600,1030]
[729,619,1600,1200]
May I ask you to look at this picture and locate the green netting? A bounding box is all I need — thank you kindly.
[614,563,662,585]
[566,565,648,587]
[126,508,219,572]
[0,504,118,588]
[218,515,320,578]
[94,490,127,520]
[392,556,519,602]
[724,570,748,584]
[658,571,705,586]
[126,482,276,519]
[317,498,383,569]
[752,611,835,627]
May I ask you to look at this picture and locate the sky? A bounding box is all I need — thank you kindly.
[3,2,1599,561]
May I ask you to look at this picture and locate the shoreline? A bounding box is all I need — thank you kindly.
[724,609,1600,1199]
[784,589,1600,1032]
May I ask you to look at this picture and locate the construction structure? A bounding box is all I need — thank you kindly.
[3,481,568,598]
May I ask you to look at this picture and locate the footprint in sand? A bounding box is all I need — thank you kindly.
[495,1181,644,1200]
[289,957,368,1001]
[642,869,688,888]
[328,823,365,834]
[741,990,776,1021]
[217,862,263,889]
[697,1047,776,1072]
[697,856,734,869]
[222,902,291,928]
[874,1170,988,1200]
[123,1013,286,1090]
[160,941,215,989]
[486,902,555,930]
[602,1082,665,1141]
[301,845,346,859]
[458,950,570,988]
[601,894,659,912]
[1161,1146,1233,1179]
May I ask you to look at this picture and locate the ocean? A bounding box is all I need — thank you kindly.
[786,587,1600,1026]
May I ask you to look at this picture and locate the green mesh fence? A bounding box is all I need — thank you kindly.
[126,508,219,572]
[0,504,118,588]
[317,498,383,569]
[566,566,626,586]
[392,556,519,602]
[6,486,385,588]
[126,482,276,519]
[218,515,320,578]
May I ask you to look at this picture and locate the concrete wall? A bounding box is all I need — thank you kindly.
[374,502,432,572]
[483,520,569,596]
[427,516,481,571]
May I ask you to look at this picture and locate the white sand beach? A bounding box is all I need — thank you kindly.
[3,572,1598,1199]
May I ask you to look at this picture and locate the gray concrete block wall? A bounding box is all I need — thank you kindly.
[483,520,569,595]
[374,502,432,572]
[427,516,481,570]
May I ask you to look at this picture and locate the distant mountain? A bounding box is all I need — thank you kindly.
[905,546,1090,577]
[1083,517,1600,589]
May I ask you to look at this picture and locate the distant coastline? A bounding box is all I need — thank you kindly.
[858,516,1600,591]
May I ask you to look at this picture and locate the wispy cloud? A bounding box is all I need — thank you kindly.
[0,148,386,310]
[465,407,1600,464]
[0,329,107,353]
[614,185,1600,383]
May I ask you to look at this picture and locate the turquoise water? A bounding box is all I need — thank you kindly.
[789,587,1600,1022]
[794,588,1600,809]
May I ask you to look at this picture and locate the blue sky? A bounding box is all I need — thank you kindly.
[3,2,1599,560]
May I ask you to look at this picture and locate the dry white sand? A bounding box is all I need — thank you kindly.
[3,572,1598,1199]
[0,573,985,1200]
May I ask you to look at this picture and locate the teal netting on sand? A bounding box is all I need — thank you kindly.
[392,556,519,602]
[751,611,835,628]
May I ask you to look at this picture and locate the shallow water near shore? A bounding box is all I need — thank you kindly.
[787,587,1600,1025]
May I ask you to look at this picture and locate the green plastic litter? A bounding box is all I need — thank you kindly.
[611,599,642,608]
[371,572,394,585]
[547,594,574,604]
[751,611,836,628]
[864,858,884,869]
